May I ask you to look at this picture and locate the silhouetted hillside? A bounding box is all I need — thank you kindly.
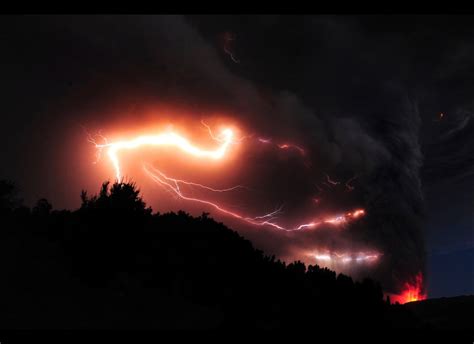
[404,295,474,330]
[0,180,450,330]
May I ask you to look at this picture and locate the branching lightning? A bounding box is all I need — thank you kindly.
[326,174,340,186]
[345,175,358,192]
[144,163,365,232]
[89,122,367,232]
[222,32,240,64]
[86,119,430,297]
[258,137,306,156]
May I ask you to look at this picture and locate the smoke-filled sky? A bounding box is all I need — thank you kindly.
[0,15,472,298]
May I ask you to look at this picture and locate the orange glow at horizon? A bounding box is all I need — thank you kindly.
[390,272,427,304]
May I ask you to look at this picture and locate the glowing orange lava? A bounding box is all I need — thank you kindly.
[391,272,427,304]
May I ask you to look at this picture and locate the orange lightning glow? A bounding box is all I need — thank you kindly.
[92,127,235,181]
[90,122,366,232]
[313,250,381,265]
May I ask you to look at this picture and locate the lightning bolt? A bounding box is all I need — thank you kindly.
[258,137,306,156]
[90,122,366,232]
[92,127,234,181]
[313,250,381,265]
[326,174,340,186]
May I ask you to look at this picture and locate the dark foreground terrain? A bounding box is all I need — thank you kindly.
[0,180,472,331]
[405,295,474,330]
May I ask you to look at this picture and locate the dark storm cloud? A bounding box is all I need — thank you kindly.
[1,15,473,294]
[183,16,430,289]
[424,109,474,183]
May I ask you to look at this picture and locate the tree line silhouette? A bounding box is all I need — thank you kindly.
[0,179,422,329]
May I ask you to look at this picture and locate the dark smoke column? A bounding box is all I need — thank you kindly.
[361,91,426,297]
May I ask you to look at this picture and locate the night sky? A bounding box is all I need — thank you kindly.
[0,15,472,298]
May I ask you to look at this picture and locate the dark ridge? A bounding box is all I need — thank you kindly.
[0,180,465,330]
[404,295,474,330]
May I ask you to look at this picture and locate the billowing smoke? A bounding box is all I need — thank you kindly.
[1,15,434,294]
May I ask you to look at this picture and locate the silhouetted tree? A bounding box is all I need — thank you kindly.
[0,180,22,211]
[0,179,430,330]
[32,198,52,216]
[80,180,151,216]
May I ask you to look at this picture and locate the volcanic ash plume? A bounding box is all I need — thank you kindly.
[68,15,427,299]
